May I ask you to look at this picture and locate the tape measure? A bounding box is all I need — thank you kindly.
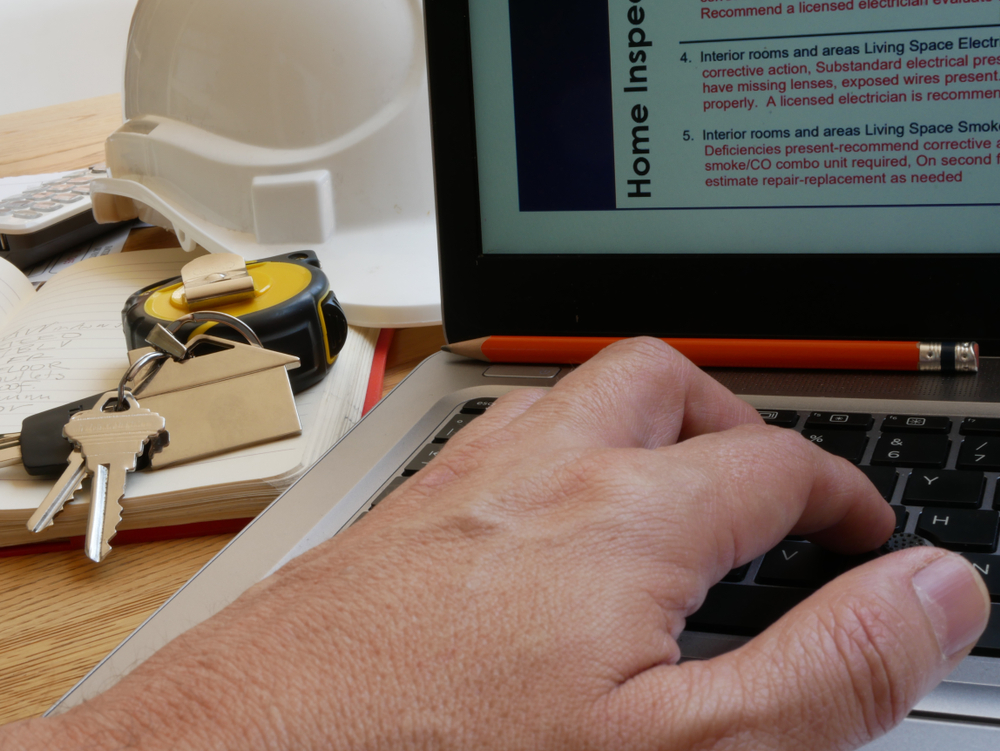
[122,251,348,393]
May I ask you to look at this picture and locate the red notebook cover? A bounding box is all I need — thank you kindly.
[0,329,397,558]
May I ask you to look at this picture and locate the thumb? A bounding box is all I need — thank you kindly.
[612,549,991,750]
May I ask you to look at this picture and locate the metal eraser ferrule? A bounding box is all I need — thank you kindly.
[918,342,979,373]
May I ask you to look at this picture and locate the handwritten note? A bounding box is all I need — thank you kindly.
[0,249,196,432]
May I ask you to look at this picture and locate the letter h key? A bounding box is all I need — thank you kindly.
[28,391,167,562]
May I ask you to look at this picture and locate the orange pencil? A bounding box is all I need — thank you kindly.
[442,336,979,373]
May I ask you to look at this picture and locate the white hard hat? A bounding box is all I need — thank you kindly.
[92,0,440,327]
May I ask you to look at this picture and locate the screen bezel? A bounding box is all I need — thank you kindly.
[424,0,1000,352]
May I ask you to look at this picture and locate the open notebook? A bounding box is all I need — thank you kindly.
[0,248,379,549]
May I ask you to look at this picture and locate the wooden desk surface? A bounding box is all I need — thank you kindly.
[0,96,444,725]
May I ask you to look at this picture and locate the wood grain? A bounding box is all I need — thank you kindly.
[0,95,121,178]
[0,536,232,724]
[0,95,444,728]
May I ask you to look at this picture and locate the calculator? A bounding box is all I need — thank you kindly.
[0,165,124,269]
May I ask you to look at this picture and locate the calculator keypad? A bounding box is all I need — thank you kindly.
[0,167,105,232]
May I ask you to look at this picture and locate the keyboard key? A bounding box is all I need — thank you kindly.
[370,476,407,508]
[403,444,442,475]
[972,603,1000,656]
[962,553,1000,600]
[803,412,874,431]
[757,410,799,428]
[957,438,1000,471]
[870,434,950,468]
[892,505,908,533]
[687,583,809,636]
[755,541,862,588]
[859,465,899,500]
[961,418,1000,436]
[460,398,496,414]
[434,414,477,442]
[902,470,985,508]
[801,430,867,463]
[722,563,750,583]
[916,508,1000,552]
[880,415,951,434]
[12,211,42,219]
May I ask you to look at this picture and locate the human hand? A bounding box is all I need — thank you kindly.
[4,338,990,750]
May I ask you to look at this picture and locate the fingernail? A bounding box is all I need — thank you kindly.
[912,554,990,658]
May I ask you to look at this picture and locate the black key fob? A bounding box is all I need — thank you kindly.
[20,393,103,476]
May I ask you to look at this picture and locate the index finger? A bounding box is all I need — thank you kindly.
[509,337,762,449]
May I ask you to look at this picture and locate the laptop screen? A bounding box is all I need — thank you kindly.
[469,2,1000,256]
[424,0,1000,348]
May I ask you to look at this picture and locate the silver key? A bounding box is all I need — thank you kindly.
[28,391,167,562]
[27,449,86,533]
[0,433,22,468]
[72,392,167,562]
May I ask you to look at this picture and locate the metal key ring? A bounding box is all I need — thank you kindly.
[117,351,169,409]
[166,311,263,350]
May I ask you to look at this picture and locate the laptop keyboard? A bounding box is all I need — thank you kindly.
[362,399,1000,657]
[697,408,1000,657]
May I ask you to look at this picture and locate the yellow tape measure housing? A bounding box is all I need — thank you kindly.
[123,251,348,393]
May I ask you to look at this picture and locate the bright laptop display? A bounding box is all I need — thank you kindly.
[428,1,1000,347]
[472,2,1000,256]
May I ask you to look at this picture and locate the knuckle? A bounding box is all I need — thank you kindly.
[730,422,816,463]
[492,387,547,412]
[733,421,802,446]
[553,450,646,504]
[604,336,692,372]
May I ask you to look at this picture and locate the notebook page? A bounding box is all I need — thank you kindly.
[0,257,35,329]
[0,248,196,433]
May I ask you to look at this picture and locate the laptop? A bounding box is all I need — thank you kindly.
[51,1,1000,746]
